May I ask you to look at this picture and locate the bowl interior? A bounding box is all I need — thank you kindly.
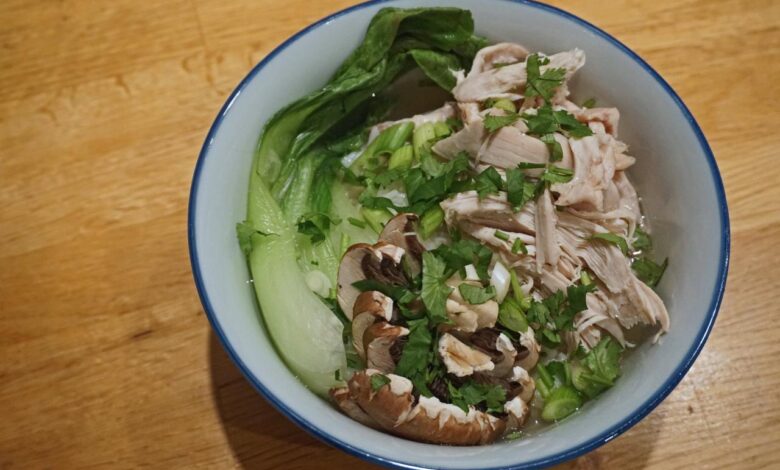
[189,1,727,468]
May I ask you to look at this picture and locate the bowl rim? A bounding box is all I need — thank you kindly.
[187,0,731,468]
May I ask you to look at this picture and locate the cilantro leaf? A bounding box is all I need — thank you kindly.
[394,318,432,378]
[448,381,506,414]
[370,373,391,391]
[554,109,593,138]
[498,297,529,333]
[296,212,340,244]
[540,133,563,162]
[584,337,622,383]
[484,112,520,133]
[632,227,652,252]
[432,239,494,281]
[522,105,592,140]
[421,252,454,324]
[505,168,534,210]
[632,257,668,288]
[511,237,528,255]
[590,232,630,255]
[524,53,567,102]
[475,166,504,198]
[458,284,496,304]
[541,165,574,185]
[581,98,597,108]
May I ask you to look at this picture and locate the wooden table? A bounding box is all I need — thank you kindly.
[1,0,778,468]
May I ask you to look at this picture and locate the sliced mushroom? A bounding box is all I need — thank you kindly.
[444,279,499,332]
[469,330,517,378]
[363,322,409,373]
[507,365,536,403]
[337,242,407,318]
[351,291,394,359]
[514,329,541,371]
[379,213,425,277]
[504,396,530,432]
[347,370,506,445]
[330,387,381,429]
[439,333,494,377]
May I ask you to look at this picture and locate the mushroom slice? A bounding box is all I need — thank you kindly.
[337,242,407,318]
[504,396,530,432]
[439,333,495,377]
[445,279,499,332]
[329,387,381,429]
[348,370,506,445]
[379,213,425,277]
[363,322,409,373]
[351,291,394,359]
[507,366,536,403]
[514,329,541,371]
[469,330,517,378]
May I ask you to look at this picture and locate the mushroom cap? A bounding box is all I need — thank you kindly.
[351,291,394,359]
[444,278,499,332]
[347,370,506,445]
[438,333,495,377]
[504,396,530,431]
[330,387,380,429]
[515,329,541,371]
[488,332,518,377]
[507,366,536,403]
[337,242,406,319]
[379,213,425,277]
[363,322,409,373]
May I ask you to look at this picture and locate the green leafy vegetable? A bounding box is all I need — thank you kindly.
[632,257,669,288]
[475,166,504,198]
[590,232,630,255]
[572,337,623,398]
[370,373,392,391]
[448,380,507,414]
[505,168,534,210]
[458,284,496,304]
[432,238,494,281]
[484,112,520,133]
[524,53,567,102]
[632,227,652,252]
[522,105,592,139]
[297,212,340,244]
[541,386,582,421]
[498,297,529,333]
[540,165,574,185]
[421,252,454,324]
[394,318,432,377]
[388,144,414,171]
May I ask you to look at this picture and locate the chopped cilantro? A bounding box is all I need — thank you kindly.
[524,53,567,103]
[484,112,521,133]
[582,97,597,108]
[506,168,535,210]
[296,212,340,244]
[540,133,563,162]
[632,257,668,288]
[590,232,630,255]
[540,165,574,185]
[458,284,496,304]
[448,380,506,414]
[498,297,529,333]
[633,227,652,252]
[370,373,391,391]
[421,252,454,324]
[394,318,432,378]
[475,166,504,198]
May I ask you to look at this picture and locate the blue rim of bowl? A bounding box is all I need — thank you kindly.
[188,0,730,468]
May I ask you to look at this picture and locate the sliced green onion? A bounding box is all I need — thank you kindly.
[580,270,592,286]
[509,269,525,305]
[361,207,392,234]
[388,144,414,171]
[494,230,510,242]
[433,121,451,138]
[420,205,445,239]
[541,386,582,421]
[536,363,554,390]
[490,98,517,113]
[511,238,527,255]
[412,122,437,161]
[347,217,367,229]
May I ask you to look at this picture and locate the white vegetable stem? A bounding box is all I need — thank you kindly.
[490,261,511,303]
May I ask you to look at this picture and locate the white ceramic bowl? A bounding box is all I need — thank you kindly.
[188,1,730,468]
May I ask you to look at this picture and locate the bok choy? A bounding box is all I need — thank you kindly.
[238,7,485,395]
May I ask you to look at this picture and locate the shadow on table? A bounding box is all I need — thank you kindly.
[208,331,382,469]
[209,331,663,470]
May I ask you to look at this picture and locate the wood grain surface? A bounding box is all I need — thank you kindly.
[1,0,778,468]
